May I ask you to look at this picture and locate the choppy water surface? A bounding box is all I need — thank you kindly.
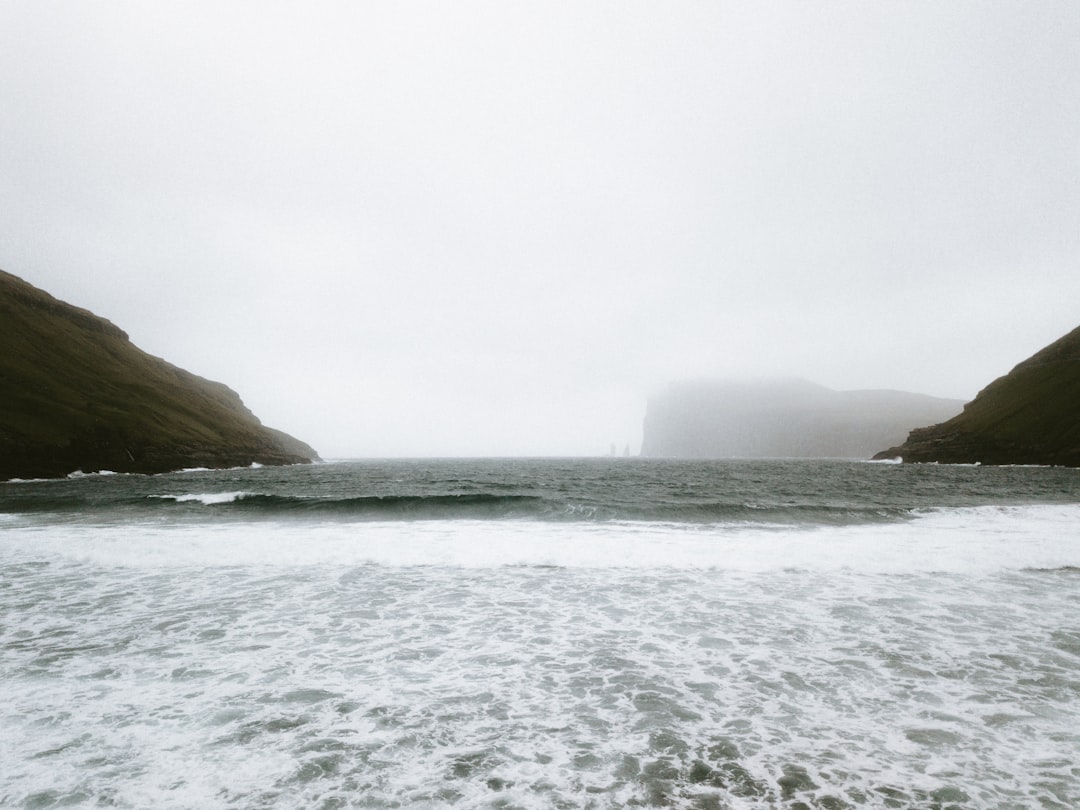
[2,460,1079,808]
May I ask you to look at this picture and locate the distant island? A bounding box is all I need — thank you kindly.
[874,325,1080,466]
[0,269,318,479]
[641,379,963,459]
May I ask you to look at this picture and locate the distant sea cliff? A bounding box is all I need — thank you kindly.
[0,269,318,479]
[642,379,963,459]
[874,325,1080,466]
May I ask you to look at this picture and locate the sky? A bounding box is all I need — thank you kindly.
[1,1,1078,458]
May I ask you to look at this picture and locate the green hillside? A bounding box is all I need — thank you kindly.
[1,269,317,479]
[874,325,1080,466]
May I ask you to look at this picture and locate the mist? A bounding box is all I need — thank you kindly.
[2,1,1078,457]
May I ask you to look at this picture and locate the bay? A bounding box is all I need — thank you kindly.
[2,459,1078,808]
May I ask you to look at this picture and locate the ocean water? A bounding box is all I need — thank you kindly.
[1,459,1079,809]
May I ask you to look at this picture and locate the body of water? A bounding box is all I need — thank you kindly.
[2,459,1079,808]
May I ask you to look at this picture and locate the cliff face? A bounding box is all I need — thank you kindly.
[642,379,963,459]
[0,269,319,479]
[874,326,1080,466]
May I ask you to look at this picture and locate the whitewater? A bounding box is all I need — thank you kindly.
[2,459,1078,808]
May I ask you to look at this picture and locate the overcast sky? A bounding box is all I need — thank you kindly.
[2,2,1078,457]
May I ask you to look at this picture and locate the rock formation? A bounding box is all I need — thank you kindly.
[874,325,1080,466]
[0,269,318,479]
[642,379,963,459]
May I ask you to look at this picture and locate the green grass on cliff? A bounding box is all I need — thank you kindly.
[958,359,1080,448]
[1,269,315,477]
[885,325,1080,465]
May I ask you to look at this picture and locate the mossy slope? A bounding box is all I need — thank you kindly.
[1,269,318,479]
[874,325,1080,466]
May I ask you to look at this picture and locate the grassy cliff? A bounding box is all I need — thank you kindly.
[874,325,1080,466]
[1,269,318,479]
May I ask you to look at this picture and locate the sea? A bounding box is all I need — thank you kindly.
[1,458,1078,809]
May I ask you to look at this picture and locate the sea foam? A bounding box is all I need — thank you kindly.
[150,491,251,505]
[3,503,1078,573]
[2,552,1076,808]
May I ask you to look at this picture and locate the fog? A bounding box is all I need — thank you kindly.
[2,2,1078,457]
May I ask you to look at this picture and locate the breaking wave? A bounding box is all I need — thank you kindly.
[139,491,917,526]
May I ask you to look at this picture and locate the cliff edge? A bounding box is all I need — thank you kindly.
[873,325,1080,466]
[0,269,319,479]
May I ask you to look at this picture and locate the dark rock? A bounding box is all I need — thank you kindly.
[0,269,318,479]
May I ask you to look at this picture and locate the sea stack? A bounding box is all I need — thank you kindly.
[873,325,1080,466]
[0,269,319,479]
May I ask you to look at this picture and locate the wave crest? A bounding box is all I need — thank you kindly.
[142,491,913,527]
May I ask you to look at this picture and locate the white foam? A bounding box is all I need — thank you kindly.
[3,504,1078,573]
[150,492,250,506]
[1,551,1076,808]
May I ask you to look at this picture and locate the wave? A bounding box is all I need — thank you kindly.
[151,492,251,505]
[5,503,1079,573]
[5,485,1072,533]
[2,486,921,526]
[153,492,549,520]
[137,490,915,527]
[1022,564,1080,573]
